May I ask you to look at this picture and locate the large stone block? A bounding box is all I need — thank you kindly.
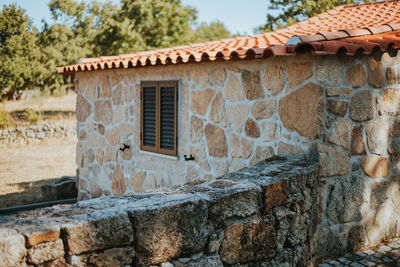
[210,93,227,126]
[365,202,400,245]
[360,157,390,178]
[329,119,350,149]
[190,115,204,143]
[101,76,111,97]
[129,171,145,193]
[190,89,214,116]
[230,134,253,159]
[224,74,244,101]
[0,228,26,267]
[245,118,260,138]
[365,117,389,155]
[287,62,312,90]
[242,70,264,100]
[211,68,227,87]
[208,181,260,224]
[279,83,325,139]
[316,57,343,87]
[111,164,126,196]
[390,118,400,137]
[27,239,64,265]
[105,127,119,146]
[350,126,366,155]
[263,180,288,213]
[260,121,281,142]
[94,100,112,125]
[76,95,92,122]
[251,99,276,120]
[380,88,400,116]
[130,199,208,265]
[368,57,385,88]
[68,246,135,267]
[263,65,285,95]
[346,64,367,88]
[227,104,249,133]
[328,99,348,117]
[313,144,350,177]
[220,221,276,264]
[112,84,123,105]
[63,212,134,255]
[205,124,227,157]
[349,91,376,122]
[387,67,397,85]
[326,175,369,224]
[191,69,209,87]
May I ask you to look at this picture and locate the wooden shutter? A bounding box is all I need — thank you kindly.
[141,81,178,155]
[141,83,157,152]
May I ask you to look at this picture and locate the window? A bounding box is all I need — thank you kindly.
[141,81,178,156]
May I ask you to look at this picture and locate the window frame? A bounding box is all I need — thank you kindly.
[140,81,178,156]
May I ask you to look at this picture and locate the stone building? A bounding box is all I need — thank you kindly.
[58,1,400,258]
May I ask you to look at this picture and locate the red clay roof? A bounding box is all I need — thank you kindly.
[58,0,400,74]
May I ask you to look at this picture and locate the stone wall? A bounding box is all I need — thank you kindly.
[74,49,400,258]
[0,125,76,145]
[0,157,321,267]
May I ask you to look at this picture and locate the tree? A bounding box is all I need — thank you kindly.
[93,0,198,55]
[190,21,231,43]
[257,0,368,32]
[0,4,42,99]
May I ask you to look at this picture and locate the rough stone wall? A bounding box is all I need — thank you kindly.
[0,125,76,145]
[75,50,400,258]
[0,157,320,267]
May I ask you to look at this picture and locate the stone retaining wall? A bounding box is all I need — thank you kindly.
[0,157,321,267]
[0,125,76,145]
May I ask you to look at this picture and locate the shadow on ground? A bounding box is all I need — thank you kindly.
[0,176,77,208]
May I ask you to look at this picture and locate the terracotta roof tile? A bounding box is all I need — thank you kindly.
[58,0,400,74]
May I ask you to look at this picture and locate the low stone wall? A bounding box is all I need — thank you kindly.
[0,125,76,144]
[0,157,320,267]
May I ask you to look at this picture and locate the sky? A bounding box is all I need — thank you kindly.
[0,0,267,35]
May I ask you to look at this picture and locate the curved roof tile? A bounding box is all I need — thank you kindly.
[57,0,400,74]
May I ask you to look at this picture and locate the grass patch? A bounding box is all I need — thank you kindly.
[22,109,40,124]
[0,108,8,129]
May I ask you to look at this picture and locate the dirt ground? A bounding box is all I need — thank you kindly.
[0,93,77,208]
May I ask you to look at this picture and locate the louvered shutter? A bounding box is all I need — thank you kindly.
[141,81,178,155]
[141,84,157,152]
[159,84,176,152]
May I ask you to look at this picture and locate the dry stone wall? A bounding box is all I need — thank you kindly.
[0,157,321,267]
[74,49,400,258]
[0,125,76,145]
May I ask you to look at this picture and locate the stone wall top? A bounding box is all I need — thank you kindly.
[0,156,320,266]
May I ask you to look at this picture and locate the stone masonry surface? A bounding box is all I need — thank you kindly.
[74,48,400,260]
[319,238,400,266]
[0,157,321,266]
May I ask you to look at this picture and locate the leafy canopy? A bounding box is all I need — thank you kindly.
[1,0,234,99]
[0,4,42,98]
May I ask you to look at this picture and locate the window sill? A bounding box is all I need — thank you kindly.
[139,150,179,161]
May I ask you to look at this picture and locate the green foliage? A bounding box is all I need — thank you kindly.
[0,0,232,100]
[0,108,8,129]
[22,109,40,124]
[190,21,231,43]
[257,0,369,32]
[0,4,42,99]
